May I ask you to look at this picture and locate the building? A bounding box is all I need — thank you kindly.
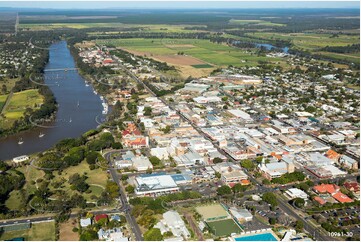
[80,218,92,227]
[344,181,360,195]
[154,211,190,239]
[313,184,353,204]
[258,159,295,180]
[339,155,358,170]
[284,188,308,200]
[131,156,153,171]
[12,155,29,163]
[229,207,253,222]
[134,173,179,196]
[227,109,253,123]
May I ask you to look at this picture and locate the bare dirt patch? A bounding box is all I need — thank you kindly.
[154,55,205,65]
[59,219,79,241]
[164,44,196,48]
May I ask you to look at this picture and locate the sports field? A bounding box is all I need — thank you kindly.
[196,203,230,221]
[0,221,56,241]
[206,219,243,236]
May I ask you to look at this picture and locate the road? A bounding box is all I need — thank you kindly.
[104,152,143,241]
[0,209,120,227]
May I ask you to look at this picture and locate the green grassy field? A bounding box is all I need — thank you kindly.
[206,219,243,236]
[0,89,43,129]
[0,94,8,111]
[96,38,283,67]
[5,190,25,210]
[0,221,56,241]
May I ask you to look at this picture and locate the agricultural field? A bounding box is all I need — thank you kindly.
[96,38,285,77]
[247,32,360,63]
[0,221,56,241]
[0,89,43,129]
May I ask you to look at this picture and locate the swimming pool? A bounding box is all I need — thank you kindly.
[235,232,278,241]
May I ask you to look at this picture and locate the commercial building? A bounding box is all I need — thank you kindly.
[134,173,180,196]
[284,188,308,200]
[229,207,253,222]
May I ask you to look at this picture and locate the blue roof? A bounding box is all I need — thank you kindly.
[171,174,186,181]
[139,172,166,178]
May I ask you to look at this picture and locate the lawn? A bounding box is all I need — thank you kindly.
[5,190,25,210]
[0,221,56,241]
[206,219,243,237]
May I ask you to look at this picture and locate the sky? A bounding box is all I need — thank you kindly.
[0,1,359,9]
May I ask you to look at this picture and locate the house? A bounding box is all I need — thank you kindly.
[154,211,190,239]
[80,218,92,227]
[339,155,358,170]
[325,150,341,162]
[344,181,360,195]
[314,196,326,205]
[94,214,108,223]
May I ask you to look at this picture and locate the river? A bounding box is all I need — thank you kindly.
[0,41,105,161]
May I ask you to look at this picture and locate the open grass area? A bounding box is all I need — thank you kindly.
[16,165,45,194]
[5,190,25,210]
[0,89,43,129]
[0,221,56,241]
[206,219,243,236]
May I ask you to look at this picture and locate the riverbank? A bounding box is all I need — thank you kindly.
[0,41,105,161]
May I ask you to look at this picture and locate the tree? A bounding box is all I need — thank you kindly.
[213,157,223,164]
[125,185,135,194]
[293,198,305,208]
[262,192,278,208]
[144,228,163,241]
[217,185,232,196]
[144,107,152,116]
[240,159,255,170]
[295,220,304,232]
[80,230,98,241]
[149,156,161,166]
[86,151,98,165]
[232,183,247,193]
[269,217,276,225]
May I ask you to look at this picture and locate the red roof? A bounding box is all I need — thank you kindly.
[344,182,360,192]
[332,192,353,203]
[314,196,326,205]
[94,214,108,222]
[313,184,340,195]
